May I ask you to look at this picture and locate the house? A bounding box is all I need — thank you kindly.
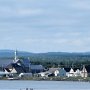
[67,68,75,77]
[49,68,59,76]
[74,69,81,77]
[64,67,71,77]
[81,65,88,78]
[39,68,66,77]
[84,65,90,77]
[56,68,66,77]
[39,68,59,77]
[5,63,25,74]
[54,69,60,76]
[64,67,81,77]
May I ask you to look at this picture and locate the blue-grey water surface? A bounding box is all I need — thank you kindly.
[0,80,90,90]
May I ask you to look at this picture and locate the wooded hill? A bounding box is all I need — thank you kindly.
[0,50,90,68]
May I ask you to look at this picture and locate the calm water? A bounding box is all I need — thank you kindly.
[0,80,90,90]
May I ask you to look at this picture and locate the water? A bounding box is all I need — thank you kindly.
[0,80,90,90]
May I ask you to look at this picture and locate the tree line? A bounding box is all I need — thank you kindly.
[28,54,90,68]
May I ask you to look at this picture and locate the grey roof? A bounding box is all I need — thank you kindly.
[49,68,59,73]
[30,65,44,70]
[5,63,13,70]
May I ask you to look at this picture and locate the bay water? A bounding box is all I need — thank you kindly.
[0,80,90,90]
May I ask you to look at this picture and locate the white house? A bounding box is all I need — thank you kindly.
[74,69,81,77]
[54,69,59,76]
[67,68,75,77]
[39,68,60,77]
[49,68,59,76]
[81,65,88,78]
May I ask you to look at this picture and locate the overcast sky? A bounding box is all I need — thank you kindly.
[0,0,90,52]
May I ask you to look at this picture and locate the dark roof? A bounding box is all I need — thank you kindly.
[64,68,71,72]
[5,63,25,74]
[5,63,13,69]
[5,68,11,72]
[85,66,90,73]
[14,66,25,73]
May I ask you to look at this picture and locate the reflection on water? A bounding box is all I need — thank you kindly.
[0,80,90,90]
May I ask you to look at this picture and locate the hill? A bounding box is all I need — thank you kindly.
[0,50,90,68]
[0,50,90,58]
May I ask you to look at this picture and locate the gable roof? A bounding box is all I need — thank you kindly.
[69,68,74,73]
[5,63,25,74]
[5,63,13,69]
[59,68,66,72]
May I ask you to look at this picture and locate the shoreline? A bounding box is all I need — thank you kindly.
[1,77,90,82]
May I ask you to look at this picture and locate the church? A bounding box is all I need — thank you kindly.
[4,50,44,75]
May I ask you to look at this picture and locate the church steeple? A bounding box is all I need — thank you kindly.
[15,50,17,61]
[14,50,18,63]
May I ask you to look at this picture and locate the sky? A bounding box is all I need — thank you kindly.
[0,0,90,53]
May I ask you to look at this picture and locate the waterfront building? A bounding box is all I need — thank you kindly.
[67,68,75,77]
[81,65,88,78]
[74,69,81,77]
[4,50,45,76]
[56,68,66,77]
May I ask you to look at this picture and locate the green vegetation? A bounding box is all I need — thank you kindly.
[28,54,90,68]
[1,52,90,70]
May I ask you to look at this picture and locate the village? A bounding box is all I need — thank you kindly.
[0,50,90,81]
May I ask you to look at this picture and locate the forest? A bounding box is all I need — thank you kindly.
[28,53,90,68]
[1,51,90,69]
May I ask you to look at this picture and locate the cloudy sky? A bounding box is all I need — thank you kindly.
[0,0,90,52]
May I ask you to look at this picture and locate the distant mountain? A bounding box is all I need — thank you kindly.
[0,50,33,58]
[0,50,90,58]
[36,52,90,56]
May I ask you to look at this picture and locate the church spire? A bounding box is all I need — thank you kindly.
[14,50,18,63]
[15,50,17,61]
